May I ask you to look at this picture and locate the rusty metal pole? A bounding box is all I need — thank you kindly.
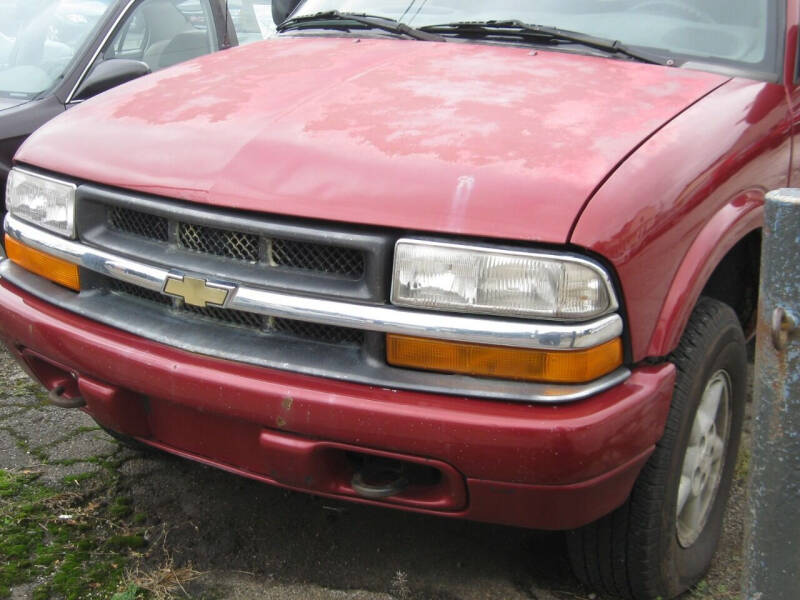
[743,189,800,600]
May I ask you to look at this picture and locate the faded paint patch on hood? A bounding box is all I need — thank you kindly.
[16,38,726,243]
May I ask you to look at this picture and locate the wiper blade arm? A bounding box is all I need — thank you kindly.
[419,20,671,66]
[277,11,445,42]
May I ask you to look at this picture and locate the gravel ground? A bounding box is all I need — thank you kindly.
[0,346,750,600]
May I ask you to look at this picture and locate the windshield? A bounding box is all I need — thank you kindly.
[0,0,115,99]
[290,0,781,77]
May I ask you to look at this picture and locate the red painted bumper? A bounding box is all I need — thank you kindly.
[0,279,676,529]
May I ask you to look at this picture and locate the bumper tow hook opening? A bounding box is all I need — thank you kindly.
[48,385,86,409]
[351,461,410,500]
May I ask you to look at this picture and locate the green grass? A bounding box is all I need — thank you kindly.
[735,444,751,482]
[1,378,49,404]
[2,427,49,463]
[111,585,145,600]
[0,469,147,599]
[687,578,737,599]
[61,471,98,486]
[109,496,134,519]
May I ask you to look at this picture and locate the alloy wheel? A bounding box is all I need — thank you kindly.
[676,369,732,548]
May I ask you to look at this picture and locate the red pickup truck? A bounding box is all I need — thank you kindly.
[0,2,791,598]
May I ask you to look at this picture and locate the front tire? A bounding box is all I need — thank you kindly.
[567,297,747,599]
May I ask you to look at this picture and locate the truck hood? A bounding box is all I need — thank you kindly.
[16,38,726,243]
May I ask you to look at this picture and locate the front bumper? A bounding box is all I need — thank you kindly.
[0,277,675,530]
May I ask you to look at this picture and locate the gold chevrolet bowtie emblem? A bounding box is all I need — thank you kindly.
[163,275,232,308]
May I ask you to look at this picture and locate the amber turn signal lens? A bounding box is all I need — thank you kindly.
[5,235,80,291]
[387,335,623,384]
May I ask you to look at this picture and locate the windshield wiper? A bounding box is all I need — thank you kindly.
[418,20,672,66]
[277,11,445,42]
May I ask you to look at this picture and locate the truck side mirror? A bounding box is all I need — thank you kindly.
[272,0,302,25]
[73,59,151,101]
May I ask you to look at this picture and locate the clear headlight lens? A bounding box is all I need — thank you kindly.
[391,240,618,320]
[6,169,77,238]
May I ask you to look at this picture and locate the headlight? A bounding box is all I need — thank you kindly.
[6,169,77,238]
[391,240,618,320]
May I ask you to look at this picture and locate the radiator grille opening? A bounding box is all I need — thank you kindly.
[271,238,364,278]
[108,207,169,242]
[107,206,365,279]
[273,317,365,346]
[179,223,260,263]
[182,303,265,329]
[108,279,172,306]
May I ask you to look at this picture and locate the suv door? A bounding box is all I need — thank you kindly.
[103,0,221,72]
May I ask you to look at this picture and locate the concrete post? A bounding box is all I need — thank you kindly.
[743,189,800,599]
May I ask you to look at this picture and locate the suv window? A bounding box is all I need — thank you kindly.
[0,0,114,98]
[231,0,275,45]
[105,0,218,72]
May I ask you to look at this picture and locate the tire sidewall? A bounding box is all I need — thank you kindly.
[660,319,747,595]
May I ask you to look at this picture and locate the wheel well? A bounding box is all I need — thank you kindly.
[700,230,761,339]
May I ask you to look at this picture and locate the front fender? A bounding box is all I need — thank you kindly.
[571,78,791,361]
[645,193,763,357]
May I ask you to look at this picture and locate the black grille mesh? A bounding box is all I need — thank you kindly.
[273,318,364,346]
[107,206,364,279]
[109,279,172,306]
[109,207,169,242]
[183,303,265,329]
[106,278,363,347]
[271,239,363,277]
[179,223,260,263]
